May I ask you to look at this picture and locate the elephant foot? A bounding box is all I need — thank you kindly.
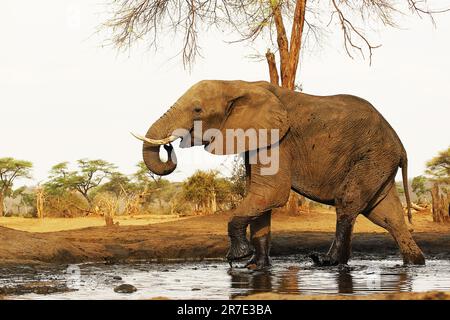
[226,217,253,263]
[244,255,271,271]
[226,240,253,263]
[309,252,339,267]
[402,252,426,266]
[245,234,271,271]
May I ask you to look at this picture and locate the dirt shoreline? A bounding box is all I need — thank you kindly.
[235,291,450,300]
[1,212,449,266]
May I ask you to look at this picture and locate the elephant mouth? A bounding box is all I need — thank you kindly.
[179,127,193,148]
[179,126,211,148]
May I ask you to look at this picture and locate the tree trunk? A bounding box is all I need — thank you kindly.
[287,0,307,90]
[36,187,45,219]
[270,1,290,87]
[263,1,309,216]
[286,192,298,215]
[81,192,93,212]
[211,190,217,213]
[431,183,450,223]
[411,203,427,212]
[0,192,4,217]
[105,214,114,227]
[266,50,279,86]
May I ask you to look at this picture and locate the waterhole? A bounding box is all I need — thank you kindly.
[1,255,450,299]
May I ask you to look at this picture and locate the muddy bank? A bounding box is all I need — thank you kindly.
[0,283,74,296]
[236,291,450,300]
[0,212,449,266]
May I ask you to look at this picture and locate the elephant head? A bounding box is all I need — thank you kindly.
[134,80,290,176]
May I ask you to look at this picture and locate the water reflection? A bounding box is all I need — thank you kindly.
[228,258,431,298]
[279,266,301,293]
[1,256,449,299]
[229,269,273,299]
[337,269,353,293]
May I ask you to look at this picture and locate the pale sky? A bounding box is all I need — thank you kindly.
[1,1,449,186]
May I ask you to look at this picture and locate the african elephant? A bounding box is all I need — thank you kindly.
[134,80,425,269]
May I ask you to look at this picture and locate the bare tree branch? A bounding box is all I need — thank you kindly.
[103,0,450,68]
[331,0,381,64]
[287,0,306,89]
[265,49,279,85]
[270,0,290,86]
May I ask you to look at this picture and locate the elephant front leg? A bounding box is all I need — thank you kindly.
[227,209,274,268]
[226,156,291,267]
[226,216,254,263]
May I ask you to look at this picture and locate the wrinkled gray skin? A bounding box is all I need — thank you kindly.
[140,80,425,270]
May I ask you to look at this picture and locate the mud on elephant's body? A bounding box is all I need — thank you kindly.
[136,80,425,269]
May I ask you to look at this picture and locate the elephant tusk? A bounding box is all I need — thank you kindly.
[130,132,178,145]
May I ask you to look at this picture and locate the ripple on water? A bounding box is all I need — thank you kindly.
[1,255,450,299]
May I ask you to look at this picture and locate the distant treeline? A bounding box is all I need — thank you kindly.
[1,146,449,219]
[0,157,246,218]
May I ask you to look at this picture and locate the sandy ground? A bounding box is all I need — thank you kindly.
[0,209,449,300]
[0,214,189,233]
[0,208,449,266]
[1,208,448,234]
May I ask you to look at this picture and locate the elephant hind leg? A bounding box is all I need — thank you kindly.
[318,210,358,266]
[364,185,425,265]
[313,157,397,267]
[311,213,357,266]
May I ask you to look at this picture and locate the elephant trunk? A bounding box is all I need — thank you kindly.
[142,107,181,176]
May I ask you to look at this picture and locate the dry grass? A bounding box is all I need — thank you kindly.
[0,208,448,266]
[0,214,189,233]
[272,207,450,234]
[0,207,448,234]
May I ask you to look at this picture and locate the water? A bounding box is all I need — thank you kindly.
[1,255,450,299]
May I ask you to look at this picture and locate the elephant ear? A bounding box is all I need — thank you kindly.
[205,84,289,155]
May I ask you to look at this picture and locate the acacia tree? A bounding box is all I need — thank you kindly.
[0,158,33,217]
[229,156,247,200]
[98,172,137,198]
[105,0,448,215]
[411,175,428,203]
[134,161,170,207]
[134,161,168,187]
[425,147,450,223]
[426,147,450,184]
[182,170,232,213]
[11,186,37,216]
[105,0,448,73]
[45,159,116,209]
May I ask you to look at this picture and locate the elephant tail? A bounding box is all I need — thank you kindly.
[400,155,413,224]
